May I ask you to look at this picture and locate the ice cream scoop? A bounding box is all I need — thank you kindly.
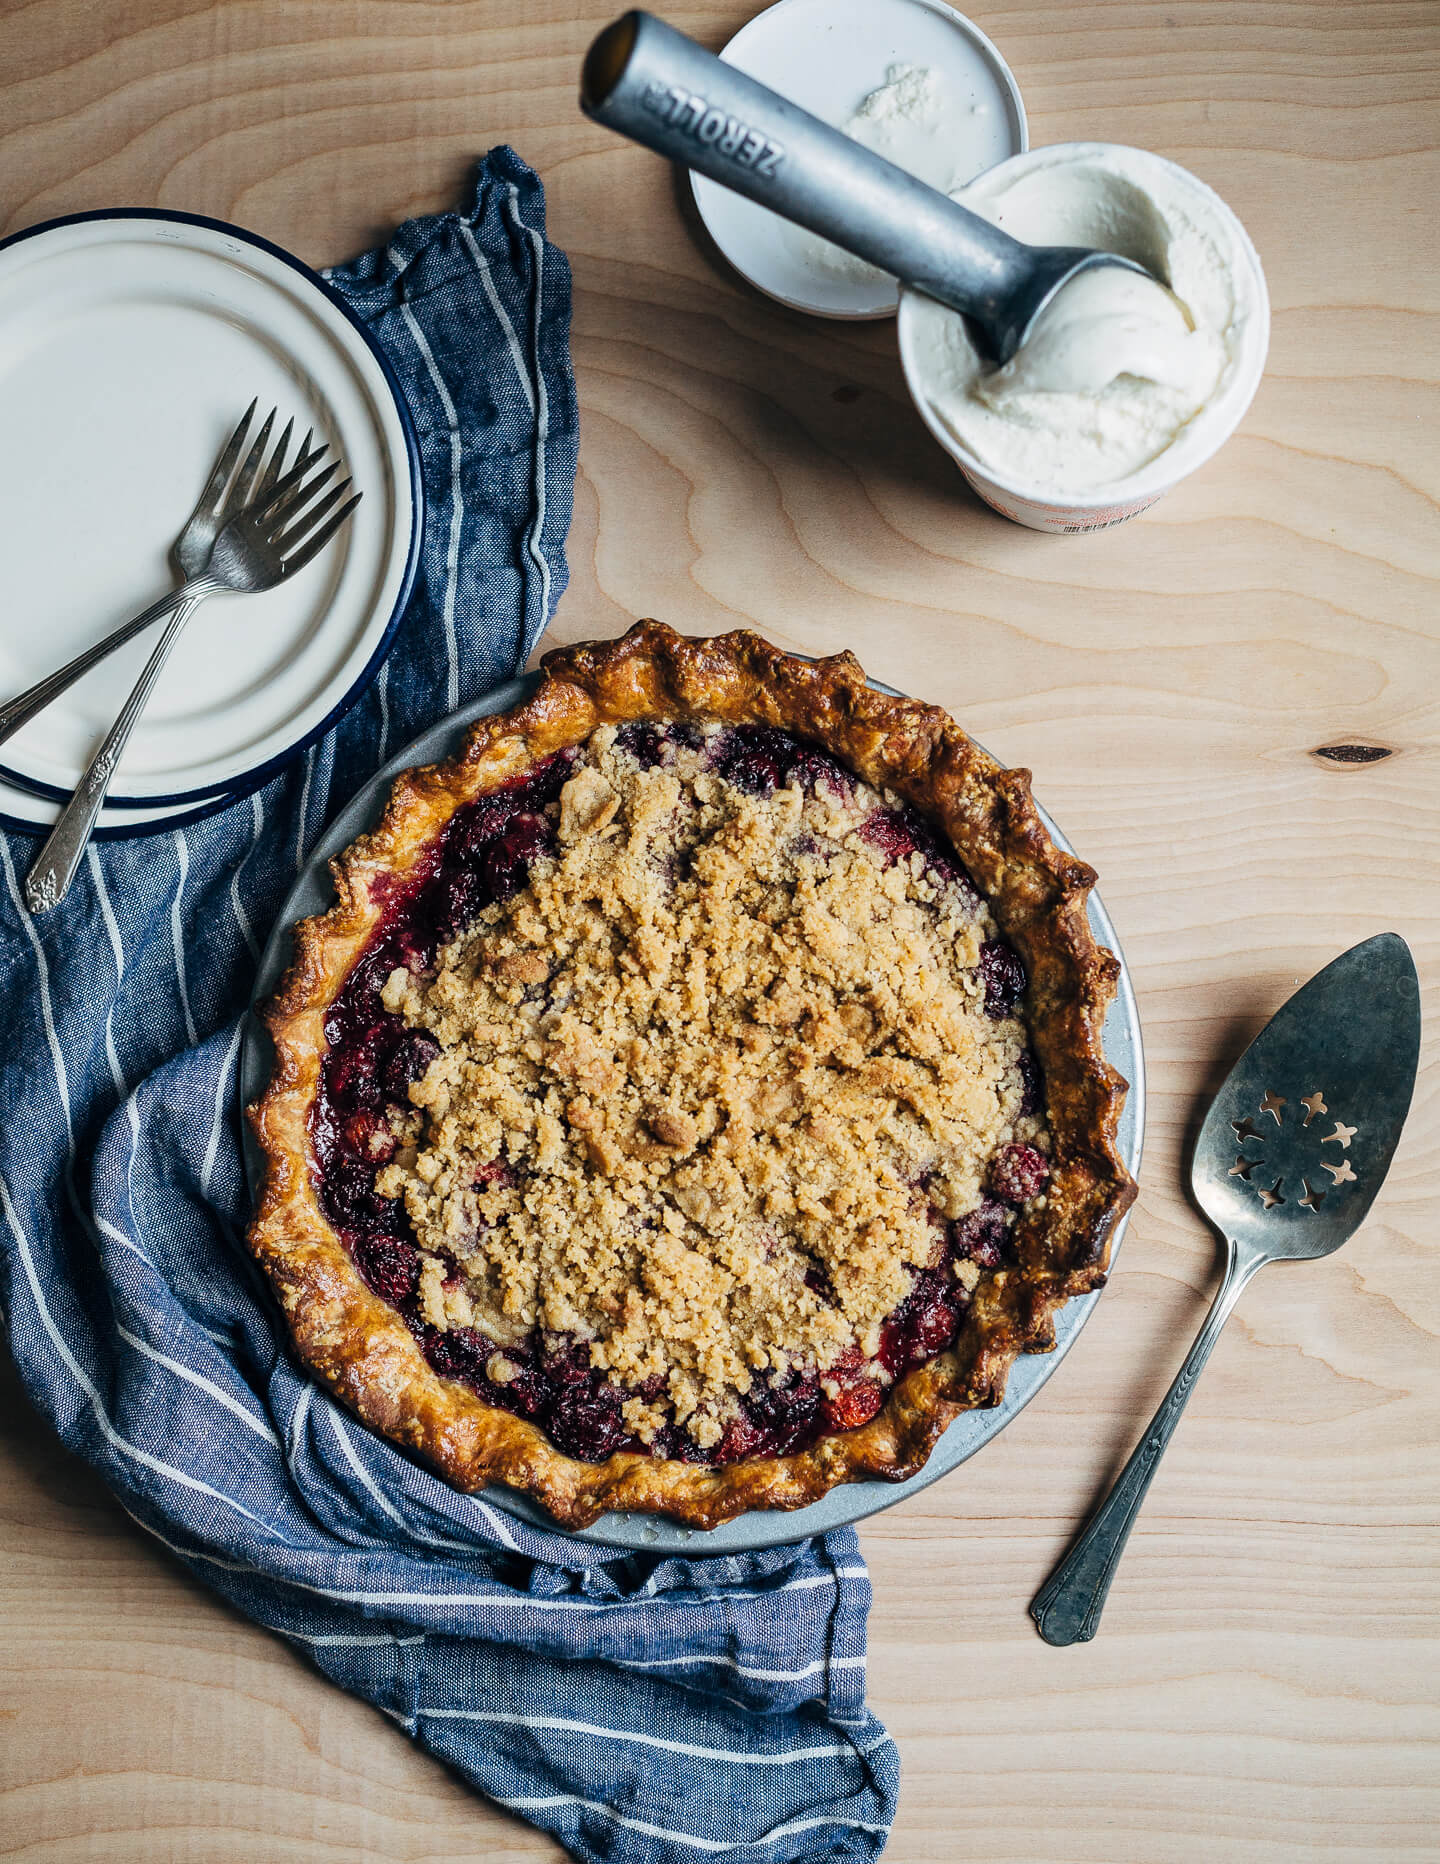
[974,265,1220,405]
[580,8,1155,364]
[895,141,1267,526]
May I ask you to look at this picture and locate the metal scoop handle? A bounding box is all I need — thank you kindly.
[581,11,1016,351]
[580,9,1135,361]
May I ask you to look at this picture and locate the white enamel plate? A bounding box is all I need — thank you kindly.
[0,212,421,811]
[0,761,238,842]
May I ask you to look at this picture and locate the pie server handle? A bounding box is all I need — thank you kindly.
[1029,1233,1265,1646]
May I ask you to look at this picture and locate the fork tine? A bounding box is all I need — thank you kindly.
[290,428,319,477]
[269,424,322,496]
[283,434,322,499]
[272,477,352,556]
[225,406,277,516]
[252,443,331,521]
[264,460,339,533]
[254,416,294,502]
[195,400,256,516]
[280,492,363,575]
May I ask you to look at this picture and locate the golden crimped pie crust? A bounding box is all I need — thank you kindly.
[247,623,1137,1529]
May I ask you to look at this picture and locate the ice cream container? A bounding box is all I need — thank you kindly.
[897,142,1270,530]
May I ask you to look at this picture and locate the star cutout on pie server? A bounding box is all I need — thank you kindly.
[1300,1091,1328,1127]
[1258,1178,1285,1209]
[1322,1121,1358,1150]
[1299,1179,1326,1212]
[1260,1090,1286,1124]
[1323,1158,1357,1186]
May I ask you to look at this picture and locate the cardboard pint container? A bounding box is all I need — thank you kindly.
[897,143,1270,533]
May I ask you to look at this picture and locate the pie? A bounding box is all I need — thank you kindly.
[248,624,1136,1528]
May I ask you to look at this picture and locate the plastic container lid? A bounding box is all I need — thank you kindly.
[690,0,1027,320]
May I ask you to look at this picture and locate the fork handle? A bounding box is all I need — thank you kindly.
[1029,1235,1266,1646]
[24,592,208,913]
[0,586,199,754]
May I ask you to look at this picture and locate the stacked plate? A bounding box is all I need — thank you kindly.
[0,211,422,838]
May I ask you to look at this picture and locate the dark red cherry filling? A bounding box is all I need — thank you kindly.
[856,806,981,906]
[820,1353,886,1433]
[709,723,855,801]
[1016,1047,1043,1117]
[614,719,704,767]
[877,1263,962,1378]
[979,937,1027,1019]
[309,724,1040,1466]
[312,753,573,1302]
[358,1234,423,1306]
[989,1142,1050,1206]
[952,1196,1010,1270]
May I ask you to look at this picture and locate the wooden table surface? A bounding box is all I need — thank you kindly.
[2,2,1437,1858]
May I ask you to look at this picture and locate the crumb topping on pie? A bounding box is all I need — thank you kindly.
[248,624,1136,1528]
[366,722,1048,1454]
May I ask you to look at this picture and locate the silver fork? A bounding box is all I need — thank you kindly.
[24,414,360,913]
[0,403,320,755]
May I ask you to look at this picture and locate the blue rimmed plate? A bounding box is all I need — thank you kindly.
[0,209,422,812]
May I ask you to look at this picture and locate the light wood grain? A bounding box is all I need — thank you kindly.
[2,0,1437,1858]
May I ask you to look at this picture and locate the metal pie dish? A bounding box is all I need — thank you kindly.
[242,671,1144,1553]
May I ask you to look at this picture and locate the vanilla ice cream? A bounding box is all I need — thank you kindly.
[785,62,995,287]
[899,143,1268,520]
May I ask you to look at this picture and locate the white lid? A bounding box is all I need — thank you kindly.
[690,0,1027,320]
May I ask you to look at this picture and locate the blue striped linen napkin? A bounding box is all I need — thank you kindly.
[0,150,898,1862]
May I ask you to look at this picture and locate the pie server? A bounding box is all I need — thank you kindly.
[579,9,1151,363]
[1031,932,1421,1645]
